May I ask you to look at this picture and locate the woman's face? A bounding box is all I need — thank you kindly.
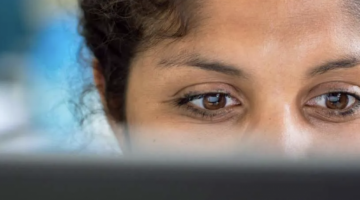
[120,0,360,156]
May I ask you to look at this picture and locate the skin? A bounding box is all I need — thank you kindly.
[96,0,360,157]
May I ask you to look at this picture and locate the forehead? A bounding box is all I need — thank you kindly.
[200,0,349,33]
[168,0,360,65]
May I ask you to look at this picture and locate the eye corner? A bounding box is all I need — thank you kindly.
[303,91,360,123]
[171,90,245,122]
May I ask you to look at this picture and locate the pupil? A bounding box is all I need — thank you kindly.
[326,93,349,110]
[203,94,226,110]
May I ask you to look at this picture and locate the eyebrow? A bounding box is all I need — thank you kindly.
[158,53,248,78]
[308,57,360,77]
[159,54,360,79]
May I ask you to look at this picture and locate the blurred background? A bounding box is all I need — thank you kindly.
[0,0,120,155]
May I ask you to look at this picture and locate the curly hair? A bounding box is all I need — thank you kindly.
[79,0,198,122]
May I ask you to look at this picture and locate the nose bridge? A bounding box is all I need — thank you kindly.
[250,102,292,138]
[246,101,312,157]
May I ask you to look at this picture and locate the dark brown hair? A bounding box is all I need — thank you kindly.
[79,0,196,122]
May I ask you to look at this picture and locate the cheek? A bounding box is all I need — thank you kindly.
[125,104,244,155]
[125,93,249,155]
[125,126,241,155]
[305,124,360,155]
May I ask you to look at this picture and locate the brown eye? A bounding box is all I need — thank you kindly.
[203,94,227,110]
[307,92,357,110]
[189,93,240,110]
[326,93,349,110]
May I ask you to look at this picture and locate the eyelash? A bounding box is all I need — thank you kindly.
[305,90,360,121]
[172,90,360,122]
[325,92,360,117]
[174,92,236,120]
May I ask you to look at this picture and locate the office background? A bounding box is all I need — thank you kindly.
[0,0,120,155]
